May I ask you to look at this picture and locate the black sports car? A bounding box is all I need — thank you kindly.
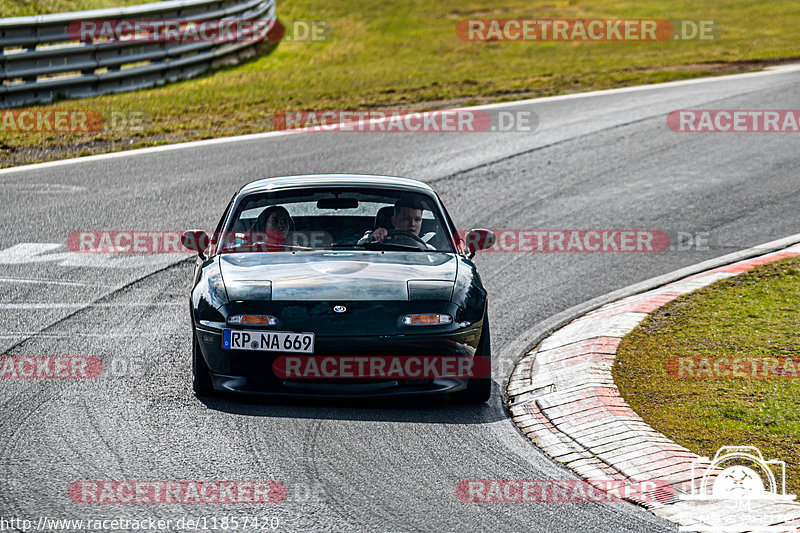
[183,174,496,403]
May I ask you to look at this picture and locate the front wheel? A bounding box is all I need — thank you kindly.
[450,316,491,404]
[193,332,215,396]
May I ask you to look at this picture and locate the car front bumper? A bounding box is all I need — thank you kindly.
[195,325,484,398]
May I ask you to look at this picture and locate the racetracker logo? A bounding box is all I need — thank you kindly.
[456,479,674,503]
[456,19,719,41]
[69,231,196,253]
[0,110,103,133]
[272,110,537,133]
[667,356,800,378]
[668,110,800,132]
[67,19,331,43]
[678,446,796,531]
[461,230,670,252]
[0,110,148,133]
[67,231,324,253]
[273,355,491,379]
[0,356,103,378]
[69,481,286,503]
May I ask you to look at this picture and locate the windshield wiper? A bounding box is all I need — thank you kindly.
[362,241,426,251]
[330,241,424,251]
[220,241,312,253]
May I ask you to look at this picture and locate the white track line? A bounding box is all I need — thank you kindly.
[0,277,113,287]
[0,303,183,309]
[0,332,139,338]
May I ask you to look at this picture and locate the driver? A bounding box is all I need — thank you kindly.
[359,197,432,248]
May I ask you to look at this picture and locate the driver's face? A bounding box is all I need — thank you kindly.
[392,207,423,235]
[265,211,290,237]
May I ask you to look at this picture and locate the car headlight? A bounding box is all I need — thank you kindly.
[225,280,272,301]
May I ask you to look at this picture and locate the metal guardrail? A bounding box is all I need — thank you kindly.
[0,0,276,108]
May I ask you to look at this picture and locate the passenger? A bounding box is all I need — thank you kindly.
[252,205,294,250]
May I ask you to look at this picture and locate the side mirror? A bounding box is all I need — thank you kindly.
[182,230,210,258]
[464,229,496,259]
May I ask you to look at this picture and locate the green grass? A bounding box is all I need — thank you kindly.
[2,0,800,167]
[614,256,800,495]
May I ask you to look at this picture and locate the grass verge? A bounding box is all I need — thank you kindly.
[614,256,800,495]
[2,0,800,167]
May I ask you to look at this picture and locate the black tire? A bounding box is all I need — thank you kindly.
[450,316,491,404]
[192,332,215,396]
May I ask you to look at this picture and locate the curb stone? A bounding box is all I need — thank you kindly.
[506,242,800,531]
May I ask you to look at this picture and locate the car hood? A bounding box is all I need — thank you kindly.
[218,251,457,301]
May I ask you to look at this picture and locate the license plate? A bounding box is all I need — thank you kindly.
[222,329,315,353]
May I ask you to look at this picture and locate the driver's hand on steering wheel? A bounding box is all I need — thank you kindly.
[370,227,389,242]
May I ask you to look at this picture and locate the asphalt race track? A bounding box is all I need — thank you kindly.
[1,66,799,531]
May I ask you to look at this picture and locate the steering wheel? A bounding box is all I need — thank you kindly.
[386,229,427,248]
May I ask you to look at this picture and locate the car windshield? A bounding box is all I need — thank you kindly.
[217,187,456,253]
